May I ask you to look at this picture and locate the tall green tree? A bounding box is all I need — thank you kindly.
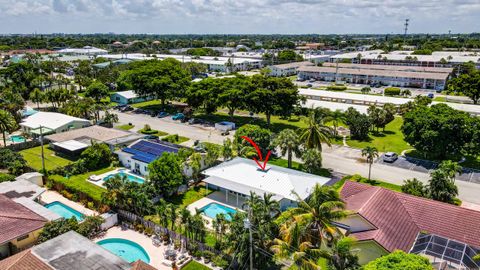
[327,109,345,137]
[301,149,323,174]
[120,59,191,107]
[221,138,234,161]
[29,88,44,109]
[85,81,110,103]
[317,236,360,270]
[0,110,17,146]
[272,129,301,168]
[429,162,459,204]
[148,152,184,196]
[298,113,332,151]
[361,146,378,181]
[449,72,480,104]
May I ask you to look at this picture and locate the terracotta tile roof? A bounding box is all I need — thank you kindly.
[0,250,52,270]
[341,181,480,252]
[0,194,47,244]
[130,260,157,270]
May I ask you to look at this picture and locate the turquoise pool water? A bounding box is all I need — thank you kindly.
[97,238,150,263]
[200,203,237,221]
[44,201,84,221]
[9,135,26,143]
[103,172,145,184]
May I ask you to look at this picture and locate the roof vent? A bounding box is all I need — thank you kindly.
[257,167,271,173]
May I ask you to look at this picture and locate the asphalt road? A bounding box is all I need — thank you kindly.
[115,111,480,206]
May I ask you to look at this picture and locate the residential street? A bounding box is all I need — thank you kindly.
[115,111,480,206]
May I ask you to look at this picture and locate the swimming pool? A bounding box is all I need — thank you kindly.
[200,203,237,221]
[9,135,26,143]
[97,238,150,263]
[44,201,84,221]
[103,171,145,184]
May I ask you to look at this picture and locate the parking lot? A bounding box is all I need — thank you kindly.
[377,154,480,183]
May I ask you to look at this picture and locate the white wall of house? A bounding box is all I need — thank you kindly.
[339,214,376,233]
[21,120,90,135]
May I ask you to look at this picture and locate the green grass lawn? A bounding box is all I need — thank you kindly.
[346,117,411,154]
[182,261,212,270]
[138,128,169,137]
[20,146,77,171]
[166,186,213,207]
[48,167,113,202]
[343,174,402,192]
[116,124,135,131]
[433,96,446,102]
[161,134,189,144]
[268,157,331,177]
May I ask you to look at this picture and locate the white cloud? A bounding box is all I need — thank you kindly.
[0,0,478,33]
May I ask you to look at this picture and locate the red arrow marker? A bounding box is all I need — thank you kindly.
[241,136,271,171]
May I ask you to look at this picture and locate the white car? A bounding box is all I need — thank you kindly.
[383,152,398,163]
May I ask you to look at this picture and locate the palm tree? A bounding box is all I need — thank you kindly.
[272,185,348,268]
[0,110,17,146]
[272,129,301,168]
[29,88,44,109]
[298,113,333,151]
[221,138,234,161]
[361,146,378,181]
[166,203,177,231]
[437,160,462,182]
[317,236,360,270]
[327,109,345,137]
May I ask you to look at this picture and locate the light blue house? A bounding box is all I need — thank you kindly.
[110,90,153,105]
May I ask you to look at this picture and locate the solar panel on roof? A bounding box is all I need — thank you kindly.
[129,140,179,157]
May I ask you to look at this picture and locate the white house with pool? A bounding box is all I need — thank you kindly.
[188,157,331,220]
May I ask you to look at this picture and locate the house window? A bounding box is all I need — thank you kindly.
[17,234,29,241]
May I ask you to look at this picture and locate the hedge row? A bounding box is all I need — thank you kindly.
[384,87,401,96]
[327,85,347,91]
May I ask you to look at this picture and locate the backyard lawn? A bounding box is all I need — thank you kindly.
[166,186,213,207]
[47,167,113,202]
[182,261,211,270]
[346,117,411,154]
[20,146,76,171]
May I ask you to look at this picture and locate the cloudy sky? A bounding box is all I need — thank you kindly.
[0,0,479,34]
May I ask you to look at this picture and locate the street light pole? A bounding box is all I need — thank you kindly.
[244,209,253,270]
[39,126,46,173]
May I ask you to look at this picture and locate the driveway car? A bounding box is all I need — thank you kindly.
[383,152,398,163]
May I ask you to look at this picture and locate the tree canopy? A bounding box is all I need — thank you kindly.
[363,250,433,270]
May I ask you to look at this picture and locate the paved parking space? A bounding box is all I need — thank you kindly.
[377,154,480,183]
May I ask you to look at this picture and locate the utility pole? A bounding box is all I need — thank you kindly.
[403,18,410,45]
[244,209,253,270]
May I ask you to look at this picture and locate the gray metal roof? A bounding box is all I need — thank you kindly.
[32,231,132,270]
[0,179,45,200]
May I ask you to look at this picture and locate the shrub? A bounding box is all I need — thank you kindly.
[0,173,15,183]
[143,124,151,131]
[384,87,401,96]
[162,134,179,143]
[139,129,158,135]
[80,143,112,171]
[327,85,347,91]
[0,148,26,175]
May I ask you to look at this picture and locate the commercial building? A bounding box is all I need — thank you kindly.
[57,46,107,56]
[269,61,314,77]
[20,112,91,136]
[110,90,154,105]
[330,50,480,68]
[201,157,331,210]
[339,181,480,269]
[297,64,450,90]
[116,139,182,176]
[0,231,157,270]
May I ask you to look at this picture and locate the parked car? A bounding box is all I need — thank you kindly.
[306,83,313,87]
[221,131,230,136]
[427,93,434,98]
[172,113,185,120]
[188,118,204,125]
[120,106,133,112]
[157,111,169,118]
[383,152,398,163]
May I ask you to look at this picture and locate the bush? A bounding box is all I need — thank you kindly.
[162,134,179,143]
[139,128,158,135]
[327,85,347,91]
[0,148,26,175]
[79,143,112,171]
[0,173,15,183]
[384,87,401,96]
